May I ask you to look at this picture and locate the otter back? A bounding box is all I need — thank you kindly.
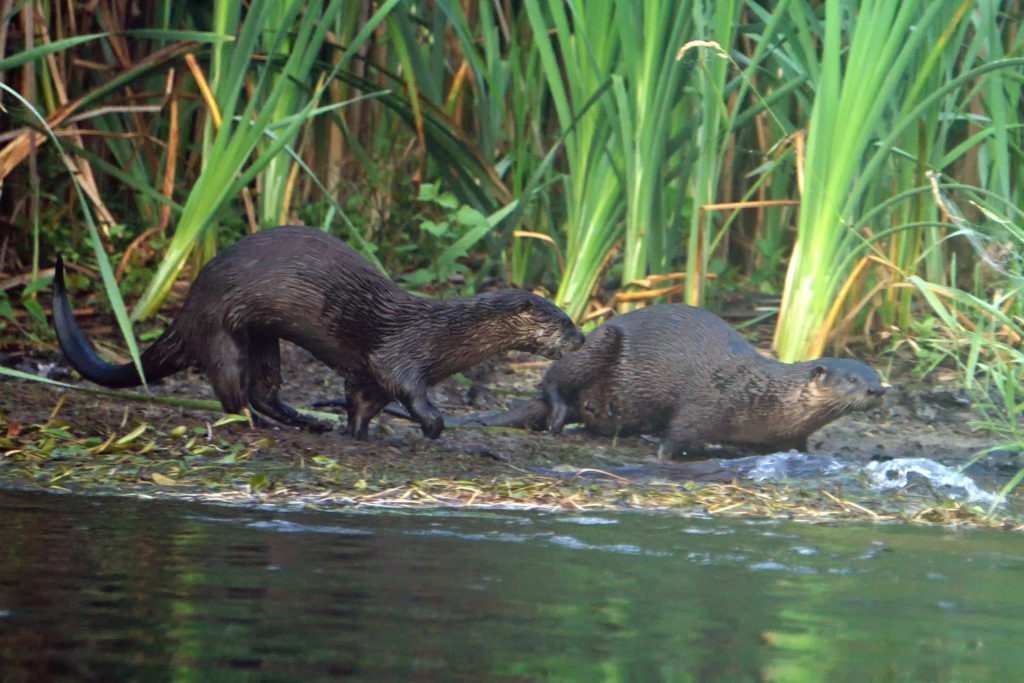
[53,225,583,440]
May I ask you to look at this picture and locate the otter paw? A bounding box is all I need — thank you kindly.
[419,415,445,439]
[303,419,335,434]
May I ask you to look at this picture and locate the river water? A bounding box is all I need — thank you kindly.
[1,489,1023,680]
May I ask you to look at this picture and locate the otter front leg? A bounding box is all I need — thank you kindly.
[541,325,622,434]
[373,364,444,438]
[656,438,690,461]
[247,336,331,432]
[397,391,444,439]
[345,382,443,439]
[661,407,716,460]
[543,384,571,434]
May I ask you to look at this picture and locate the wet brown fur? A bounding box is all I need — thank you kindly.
[469,304,886,458]
[53,226,584,440]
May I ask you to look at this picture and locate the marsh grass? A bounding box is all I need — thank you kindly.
[774,1,1024,361]
[132,0,403,319]
[0,81,145,380]
[908,189,1024,511]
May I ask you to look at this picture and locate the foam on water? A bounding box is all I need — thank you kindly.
[723,451,1002,507]
[864,457,1002,506]
[739,451,849,480]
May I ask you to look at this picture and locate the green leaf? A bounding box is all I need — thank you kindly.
[213,414,250,427]
[0,34,106,70]
[22,299,47,327]
[151,472,179,486]
[21,276,52,297]
[0,294,17,324]
[418,182,439,201]
[248,473,271,491]
[401,269,438,287]
[454,205,488,228]
[436,191,460,210]
[420,220,450,237]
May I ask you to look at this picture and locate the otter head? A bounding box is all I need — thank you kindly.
[506,293,584,359]
[808,358,887,415]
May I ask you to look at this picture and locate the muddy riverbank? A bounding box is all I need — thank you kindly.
[2,341,1020,529]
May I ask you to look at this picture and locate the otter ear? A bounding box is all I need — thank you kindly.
[810,364,828,382]
[512,294,544,315]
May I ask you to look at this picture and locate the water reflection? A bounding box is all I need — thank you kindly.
[1,489,1023,679]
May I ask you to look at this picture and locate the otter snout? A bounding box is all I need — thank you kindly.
[856,373,888,409]
[543,325,585,359]
[525,317,584,359]
[860,382,888,408]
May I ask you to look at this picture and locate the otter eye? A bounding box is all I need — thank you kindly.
[847,375,858,384]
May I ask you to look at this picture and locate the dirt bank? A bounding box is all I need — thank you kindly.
[1,341,1019,528]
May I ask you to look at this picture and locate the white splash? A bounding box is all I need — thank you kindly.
[865,458,1001,506]
[740,451,850,481]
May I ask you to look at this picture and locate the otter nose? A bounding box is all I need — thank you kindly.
[569,327,585,348]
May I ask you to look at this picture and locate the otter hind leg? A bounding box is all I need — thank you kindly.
[247,337,332,432]
[201,331,250,417]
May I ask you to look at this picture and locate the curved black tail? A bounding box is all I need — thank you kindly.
[52,256,184,388]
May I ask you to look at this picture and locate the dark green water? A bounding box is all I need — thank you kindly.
[1,490,1023,681]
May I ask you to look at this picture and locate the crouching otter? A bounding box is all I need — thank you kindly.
[467,304,886,458]
[52,225,584,440]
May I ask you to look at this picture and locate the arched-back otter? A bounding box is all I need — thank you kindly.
[52,225,584,440]
[467,304,886,458]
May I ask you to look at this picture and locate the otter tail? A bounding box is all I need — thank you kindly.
[52,256,186,388]
[453,398,550,430]
[310,396,550,430]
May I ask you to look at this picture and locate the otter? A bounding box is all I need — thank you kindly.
[52,225,584,440]
[464,304,886,458]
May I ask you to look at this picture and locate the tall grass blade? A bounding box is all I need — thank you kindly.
[133,0,402,320]
[0,83,145,381]
[776,1,955,361]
